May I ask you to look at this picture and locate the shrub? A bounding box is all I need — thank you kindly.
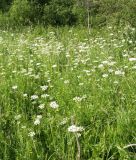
[8,0,33,25]
[42,0,77,26]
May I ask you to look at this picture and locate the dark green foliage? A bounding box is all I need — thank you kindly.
[98,0,136,27]
[32,0,50,5]
[43,0,77,26]
[0,0,135,27]
[0,0,13,12]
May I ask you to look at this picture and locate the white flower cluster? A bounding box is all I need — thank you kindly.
[12,85,18,90]
[115,70,125,76]
[28,131,35,137]
[31,95,39,100]
[129,58,136,61]
[14,114,21,120]
[64,80,70,84]
[73,95,87,103]
[34,115,42,125]
[60,118,68,125]
[40,85,48,91]
[68,125,84,133]
[50,101,59,109]
[38,104,45,109]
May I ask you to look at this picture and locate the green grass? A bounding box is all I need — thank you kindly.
[0,26,136,160]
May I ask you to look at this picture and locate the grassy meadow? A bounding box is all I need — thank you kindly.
[0,26,136,160]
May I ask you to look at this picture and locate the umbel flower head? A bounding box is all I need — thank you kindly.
[34,115,42,125]
[68,125,84,133]
[28,131,35,137]
[50,101,59,109]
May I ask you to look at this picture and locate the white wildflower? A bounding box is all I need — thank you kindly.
[28,131,35,137]
[38,104,45,109]
[36,63,41,66]
[21,126,26,129]
[102,61,109,64]
[37,115,42,119]
[64,80,70,84]
[73,97,82,102]
[129,58,136,61]
[98,64,104,69]
[47,79,51,83]
[108,69,114,73]
[68,125,84,133]
[12,85,18,90]
[129,40,133,44]
[31,95,38,100]
[60,118,68,125]
[50,101,59,109]
[114,81,119,84]
[52,64,57,68]
[132,65,136,69]
[102,74,108,78]
[23,93,28,97]
[83,70,90,73]
[34,115,42,125]
[79,83,84,86]
[124,66,128,69]
[123,54,128,57]
[40,85,48,91]
[34,118,40,125]
[115,70,125,76]
[12,70,17,73]
[15,114,21,120]
[108,61,116,66]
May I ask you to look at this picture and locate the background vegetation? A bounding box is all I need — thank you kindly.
[0,0,136,28]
